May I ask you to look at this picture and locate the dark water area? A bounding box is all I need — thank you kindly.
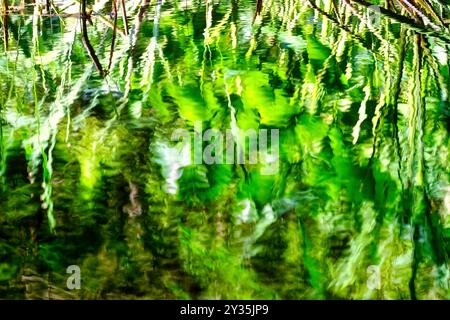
[0,0,449,299]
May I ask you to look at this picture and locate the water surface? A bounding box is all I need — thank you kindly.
[0,0,449,299]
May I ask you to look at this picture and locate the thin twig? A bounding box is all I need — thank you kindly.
[2,0,8,50]
[108,0,118,71]
[80,0,104,76]
[120,0,129,36]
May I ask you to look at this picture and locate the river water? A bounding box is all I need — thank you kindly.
[0,0,449,299]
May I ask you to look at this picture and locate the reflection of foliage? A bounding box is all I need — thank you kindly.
[0,0,449,299]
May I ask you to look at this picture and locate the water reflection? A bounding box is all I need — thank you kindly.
[0,0,449,299]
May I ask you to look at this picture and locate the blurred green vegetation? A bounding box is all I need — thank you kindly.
[0,0,449,299]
